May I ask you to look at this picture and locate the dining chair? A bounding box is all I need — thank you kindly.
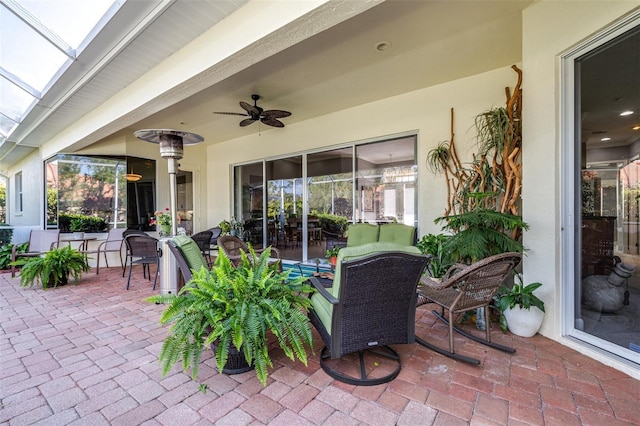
[123,234,160,290]
[11,229,61,278]
[81,228,125,274]
[190,230,214,263]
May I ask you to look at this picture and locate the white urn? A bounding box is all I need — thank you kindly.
[503,305,544,337]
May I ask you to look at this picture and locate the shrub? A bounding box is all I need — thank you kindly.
[0,224,13,245]
[0,242,27,270]
[58,213,108,233]
[315,213,348,235]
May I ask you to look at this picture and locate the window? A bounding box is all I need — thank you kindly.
[44,154,138,229]
[15,171,22,213]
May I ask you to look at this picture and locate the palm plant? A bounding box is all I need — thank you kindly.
[436,207,528,263]
[148,246,314,386]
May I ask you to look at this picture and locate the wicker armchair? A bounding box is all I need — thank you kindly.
[217,235,281,269]
[308,242,429,385]
[416,252,522,365]
[166,235,213,283]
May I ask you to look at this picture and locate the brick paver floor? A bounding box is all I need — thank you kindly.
[1,266,639,425]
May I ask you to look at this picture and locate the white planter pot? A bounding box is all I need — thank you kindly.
[503,306,544,337]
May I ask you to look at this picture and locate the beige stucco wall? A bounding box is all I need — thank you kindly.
[7,151,44,243]
[205,65,520,230]
[522,0,640,378]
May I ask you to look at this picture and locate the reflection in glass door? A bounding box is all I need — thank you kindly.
[233,162,264,247]
[176,171,193,234]
[308,147,354,259]
[575,26,640,361]
[267,156,302,261]
[356,137,417,226]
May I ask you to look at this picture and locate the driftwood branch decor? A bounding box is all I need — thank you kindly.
[427,65,523,217]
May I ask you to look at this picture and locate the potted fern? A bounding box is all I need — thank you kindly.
[18,245,90,289]
[496,274,545,337]
[147,246,315,386]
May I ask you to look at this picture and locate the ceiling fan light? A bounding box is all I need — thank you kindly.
[620,110,634,116]
[126,173,142,182]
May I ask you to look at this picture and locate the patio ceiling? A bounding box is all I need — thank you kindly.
[0,0,533,170]
[5,1,635,171]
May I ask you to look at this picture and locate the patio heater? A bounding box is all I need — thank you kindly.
[134,129,204,294]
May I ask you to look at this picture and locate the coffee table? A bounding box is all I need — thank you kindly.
[295,258,334,287]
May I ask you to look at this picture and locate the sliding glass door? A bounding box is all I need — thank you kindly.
[232,135,417,261]
[356,137,417,226]
[569,24,640,362]
[267,156,303,261]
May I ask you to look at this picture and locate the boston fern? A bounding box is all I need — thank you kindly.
[148,246,315,386]
[18,245,89,289]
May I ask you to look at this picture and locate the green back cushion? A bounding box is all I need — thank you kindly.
[311,242,422,334]
[378,223,416,246]
[346,223,379,247]
[172,235,207,272]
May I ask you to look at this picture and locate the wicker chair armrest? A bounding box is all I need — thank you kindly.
[268,246,280,259]
[419,275,446,289]
[255,246,280,258]
[308,276,338,304]
[441,262,469,281]
[226,253,243,263]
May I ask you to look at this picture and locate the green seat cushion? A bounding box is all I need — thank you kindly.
[172,235,207,272]
[312,242,423,335]
[346,223,379,247]
[378,223,416,246]
[310,291,334,337]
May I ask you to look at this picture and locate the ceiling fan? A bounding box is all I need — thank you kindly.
[213,94,291,128]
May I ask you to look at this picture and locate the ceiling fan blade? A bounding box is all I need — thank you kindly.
[239,118,257,127]
[213,111,247,117]
[261,118,285,128]
[262,109,291,119]
[240,101,260,116]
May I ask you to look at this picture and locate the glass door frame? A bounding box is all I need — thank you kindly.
[560,12,640,363]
